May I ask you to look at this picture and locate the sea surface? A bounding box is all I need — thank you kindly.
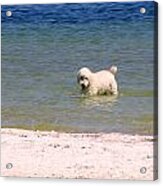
[1,2,157,135]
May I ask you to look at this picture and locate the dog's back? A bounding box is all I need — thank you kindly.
[94,66,118,95]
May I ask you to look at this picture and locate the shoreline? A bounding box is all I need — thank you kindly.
[1,128,157,180]
[1,125,154,136]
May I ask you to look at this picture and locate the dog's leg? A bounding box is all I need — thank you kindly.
[88,86,98,96]
[109,82,118,95]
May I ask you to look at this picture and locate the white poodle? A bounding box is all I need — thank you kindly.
[77,66,118,96]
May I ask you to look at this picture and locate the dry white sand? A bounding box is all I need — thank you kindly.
[1,128,157,180]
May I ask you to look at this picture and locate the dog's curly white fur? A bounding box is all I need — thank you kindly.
[77,66,118,96]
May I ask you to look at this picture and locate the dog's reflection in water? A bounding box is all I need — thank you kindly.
[78,94,118,110]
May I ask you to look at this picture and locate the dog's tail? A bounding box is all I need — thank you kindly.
[109,65,117,75]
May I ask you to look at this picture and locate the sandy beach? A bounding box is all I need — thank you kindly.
[1,128,157,180]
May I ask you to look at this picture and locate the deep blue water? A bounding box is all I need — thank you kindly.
[1,2,157,134]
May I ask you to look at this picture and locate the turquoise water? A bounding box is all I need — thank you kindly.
[1,2,156,134]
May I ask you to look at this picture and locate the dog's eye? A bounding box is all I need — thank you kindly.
[80,76,88,81]
[80,76,85,80]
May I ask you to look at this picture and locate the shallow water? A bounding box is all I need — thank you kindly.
[1,2,156,135]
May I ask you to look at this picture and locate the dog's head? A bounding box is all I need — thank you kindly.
[77,67,92,91]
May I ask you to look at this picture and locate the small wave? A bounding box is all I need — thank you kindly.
[120,89,153,97]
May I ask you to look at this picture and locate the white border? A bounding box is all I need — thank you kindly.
[0,0,162,185]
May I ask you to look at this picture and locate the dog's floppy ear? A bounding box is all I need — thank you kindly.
[109,65,117,75]
[77,70,81,83]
